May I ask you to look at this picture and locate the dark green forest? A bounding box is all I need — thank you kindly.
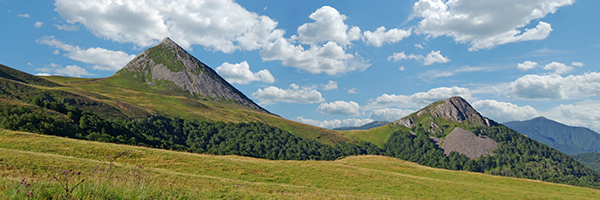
[571,152,600,174]
[382,127,600,188]
[0,98,382,161]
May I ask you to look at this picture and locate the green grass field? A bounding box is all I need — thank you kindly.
[1,129,599,199]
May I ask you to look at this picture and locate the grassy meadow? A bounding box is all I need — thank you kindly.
[1,129,599,199]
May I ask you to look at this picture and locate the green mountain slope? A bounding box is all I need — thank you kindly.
[2,129,599,199]
[504,116,600,155]
[0,64,60,87]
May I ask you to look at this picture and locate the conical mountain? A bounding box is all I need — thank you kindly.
[393,96,497,136]
[111,37,269,113]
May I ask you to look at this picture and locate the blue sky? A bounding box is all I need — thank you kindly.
[2,0,599,132]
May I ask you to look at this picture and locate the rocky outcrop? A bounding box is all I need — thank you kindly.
[116,37,269,113]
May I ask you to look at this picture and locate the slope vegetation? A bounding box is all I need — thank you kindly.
[1,129,599,199]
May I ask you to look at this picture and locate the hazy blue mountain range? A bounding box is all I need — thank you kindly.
[504,116,600,155]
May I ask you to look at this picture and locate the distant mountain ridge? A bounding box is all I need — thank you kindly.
[504,116,600,155]
[112,37,269,113]
[333,121,389,131]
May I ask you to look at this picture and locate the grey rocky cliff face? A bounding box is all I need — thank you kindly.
[119,37,269,113]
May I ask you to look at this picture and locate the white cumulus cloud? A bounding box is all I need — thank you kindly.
[215,61,275,85]
[509,72,600,99]
[37,36,136,71]
[542,62,573,75]
[252,84,325,105]
[36,63,93,77]
[296,6,361,45]
[423,50,451,65]
[54,0,283,52]
[412,0,573,51]
[260,39,369,75]
[317,101,360,116]
[387,50,450,65]
[367,86,472,109]
[295,116,373,129]
[34,21,43,28]
[517,61,539,71]
[472,99,539,122]
[571,62,584,67]
[370,108,414,122]
[363,26,412,47]
[321,80,338,91]
[18,13,30,18]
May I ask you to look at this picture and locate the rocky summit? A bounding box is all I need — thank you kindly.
[393,96,497,130]
[114,37,269,113]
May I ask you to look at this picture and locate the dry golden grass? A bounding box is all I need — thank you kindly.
[1,129,599,199]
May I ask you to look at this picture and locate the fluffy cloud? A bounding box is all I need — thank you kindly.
[412,0,573,51]
[35,63,93,77]
[363,27,412,47]
[542,101,600,132]
[260,39,369,75]
[317,101,360,116]
[347,88,359,94]
[509,72,600,99]
[422,50,451,65]
[472,99,539,122]
[571,62,584,67]
[367,86,472,109]
[517,61,539,71]
[34,22,43,28]
[215,61,275,84]
[56,2,371,76]
[542,62,573,75]
[18,13,30,18]
[37,36,136,71]
[369,108,414,122]
[387,50,450,65]
[55,0,283,52]
[321,80,338,91]
[296,6,361,45]
[252,84,325,105]
[295,116,373,129]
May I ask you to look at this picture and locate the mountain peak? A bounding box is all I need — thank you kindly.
[158,37,179,49]
[393,96,496,133]
[111,37,270,113]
